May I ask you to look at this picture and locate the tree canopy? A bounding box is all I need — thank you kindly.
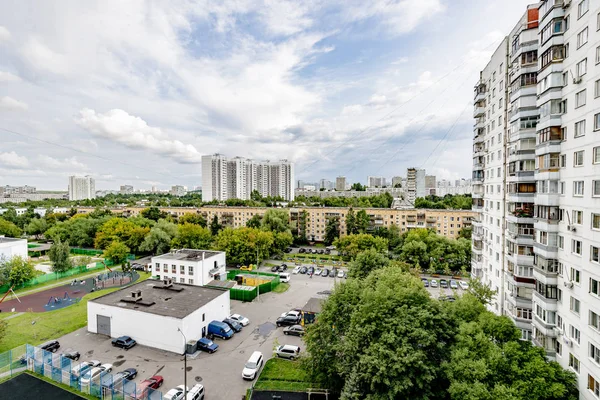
[0,217,22,238]
[48,238,71,273]
[334,234,388,258]
[415,194,472,210]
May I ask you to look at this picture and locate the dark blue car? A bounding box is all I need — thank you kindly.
[197,337,219,353]
[223,318,243,332]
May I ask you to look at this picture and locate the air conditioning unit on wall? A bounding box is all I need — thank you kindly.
[564,281,574,288]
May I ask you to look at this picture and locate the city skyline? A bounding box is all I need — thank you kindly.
[0,1,535,190]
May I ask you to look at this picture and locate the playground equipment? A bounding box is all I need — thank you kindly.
[0,285,21,304]
[46,292,73,306]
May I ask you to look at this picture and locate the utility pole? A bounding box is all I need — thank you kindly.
[177,328,187,398]
[256,246,260,302]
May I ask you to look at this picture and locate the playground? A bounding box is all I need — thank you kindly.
[0,271,140,313]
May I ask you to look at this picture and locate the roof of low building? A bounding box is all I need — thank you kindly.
[152,249,222,261]
[90,279,227,319]
[0,237,26,244]
[302,297,324,314]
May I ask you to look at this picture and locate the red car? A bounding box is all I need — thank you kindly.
[135,376,163,397]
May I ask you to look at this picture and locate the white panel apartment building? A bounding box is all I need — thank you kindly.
[68,175,96,201]
[201,154,294,201]
[474,1,600,397]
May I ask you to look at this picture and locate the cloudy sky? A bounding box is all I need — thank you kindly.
[0,0,533,190]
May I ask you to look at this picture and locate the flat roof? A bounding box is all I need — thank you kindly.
[90,280,227,319]
[0,237,25,244]
[153,249,222,261]
[302,297,324,314]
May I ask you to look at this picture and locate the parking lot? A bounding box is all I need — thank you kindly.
[57,269,335,399]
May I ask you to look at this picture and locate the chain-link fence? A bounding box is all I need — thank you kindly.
[11,344,164,399]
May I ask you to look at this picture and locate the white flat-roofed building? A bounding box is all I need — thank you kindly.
[151,249,227,286]
[0,237,27,262]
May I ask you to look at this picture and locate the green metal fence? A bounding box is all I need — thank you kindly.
[0,344,27,381]
[224,270,281,300]
[0,264,107,294]
[230,286,258,302]
[69,248,104,256]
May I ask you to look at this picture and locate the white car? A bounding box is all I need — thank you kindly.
[337,270,344,278]
[229,314,250,326]
[430,279,438,288]
[80,364,112,384]
[459,281,469,290]
[164,385,188,400]
[314,268,322,275]
[449,280,458,289]
[292,266,301,274]
[280,310,301,319]
[72,360,101,378]
[242,351,264,380]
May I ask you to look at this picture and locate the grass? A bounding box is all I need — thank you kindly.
[27,371,97,400]
[272,283,290,293]
[254,358,321,392]
[0,272,151,352]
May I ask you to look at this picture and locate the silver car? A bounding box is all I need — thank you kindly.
[275,344,301,360]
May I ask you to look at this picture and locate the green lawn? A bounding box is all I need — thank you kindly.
[272,283,289,293]
[254,358,321,392]
[0,273,151,352]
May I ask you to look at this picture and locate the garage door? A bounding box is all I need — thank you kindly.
[97,315,111,336]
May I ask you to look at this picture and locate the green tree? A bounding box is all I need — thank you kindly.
[0,218,22,237]
[94,218,151,251]
[246,214,262,229]
[458,226,472,240]
[345,208,356,235]
[103,241,130,265]
[355,209,370,233]
[467,278,497,306]
[214,227,274,265]
[209,216,222,236]
[25,218,48,239]
[140,228,172,255]
[48,238,71,274]
[261,209,290,233]
[324,217,340,245]
[251,189,263,202]
[71,256,92,268]
[350,182,365,191]
[178,213,207,227]
[6,256,36,287]
[348,248,390,279]
[334,234,388,258]
[172,223,212,249]
[273,231,293,253]
[140,206,167,221]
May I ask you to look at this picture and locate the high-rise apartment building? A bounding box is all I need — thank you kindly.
[170,185,187,197]
[0,185,36,195]
[319,179,334,190]
[335,176,347,191]
[406,168,426,203]
[68,176,95,201]
[425,175,437,195]
[474,2,600,395]
[201,154,294,201]
[391,176,403,188]
[120,185,134,194]
[367,176,385,187]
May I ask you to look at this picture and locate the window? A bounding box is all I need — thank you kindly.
[575,119,586,136]
[202,313,205,322]
[575,91,587,108]
[592,310,600,330]
[593,214,600,230]
[171,264,176,274]
[179,277,185,283]
[595,147,600,163]
[570,267,581,283]
[188,266,194,275]
[595,113,600,130]
[579,0,589,18]
[155,263,160,272]
[574,182,584,197]
[597,46,600,64]
[572,239,582,255]
[589,374,600,397]
[560,154,566,167]
[595,181,600,197]
[577,58,588,77]
[573,210,583,224]
[596,79,600,97]
[569,353,580,373]
[577,27,589,48]
[574,150,584,166]
[163,264,168,272]
[188,279,194,285]
[593,343,600,365]
[571,297,581,315]
[180,265,185,274]
[570,325,581,345]
[540,45,566,70]
[592,246,600,263]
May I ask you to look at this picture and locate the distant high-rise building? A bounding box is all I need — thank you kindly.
[68,176,95,201]
[0,185,36,195]
[335,176,347,191]
[319,179,334,190]
[151,186,157,193]
[367,176,385,188]
[120,185,134,194]
[170,185,187,197]
[406,168,426,203]
[201,154,294,201]
[425,175,436,195]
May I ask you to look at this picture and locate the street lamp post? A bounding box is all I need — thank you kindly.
[256,246,260,302]
[177,328,187,398]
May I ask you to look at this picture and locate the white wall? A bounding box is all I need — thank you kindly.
[0,239,27,261]
[151,252,227,286]
[87,290,230,354]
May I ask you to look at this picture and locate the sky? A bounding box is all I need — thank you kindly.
[0,0,534,190]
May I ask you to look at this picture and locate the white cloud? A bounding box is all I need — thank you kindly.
[0,151,29,168]
[0,96,28,111]
[0,71,21,82]
[76,109,203,163]
[37,155,88,170]
[391,57,408,65]
[0,26,10,42]
[20,37,71,75]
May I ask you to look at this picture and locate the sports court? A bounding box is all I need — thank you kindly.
[0,373,85,399]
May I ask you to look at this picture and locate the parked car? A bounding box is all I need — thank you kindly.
[228,314,250,326]
[242,351,264,380]
[196,337,219,353]
[62,349,80,361]
[292,266,301,274]
[207,321,234,339]
[275,345,301,360]
[40,340,60,353]
[329,269,336,277]
[239,265,254,271]
[102,368,137,389]
[337,270,344,278]
[80,364,112,384]
[135,376,164,398]
[122,368,138,380]
[271,265,279,272]
[298,248,306,253]
[321,269,329,277]
[430,279,438,288]
[279,272,291,283]
[314,268,322,275]
[459,281,469,290]
[440,279,448,288]
[112,336,137,349]
[307,266,315,275]
[164,385,188,400]
[72,360,101,378]
[283,325,305,336]
[299,266,308,274]
[277,314,301,327]
[223,318,243,332]
[421,278,429,287]
[318,249,324,254]
[131,263,145,271]
[449,280,458,289]
[186,384,205,400]
[278,264,288,272]
[280,310,302,319]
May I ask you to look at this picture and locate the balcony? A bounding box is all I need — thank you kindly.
[474,82,486,103]
[473,131,485,144]
[473,105,485,118]
[474,119,485,130]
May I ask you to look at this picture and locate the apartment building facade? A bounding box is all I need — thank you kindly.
[201,154,295,201]
[68,175,95,201]
[474,1,600,396]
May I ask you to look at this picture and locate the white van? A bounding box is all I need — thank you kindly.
[242,351,264,380]
[185,384,205,400]
[279,273,291,283]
